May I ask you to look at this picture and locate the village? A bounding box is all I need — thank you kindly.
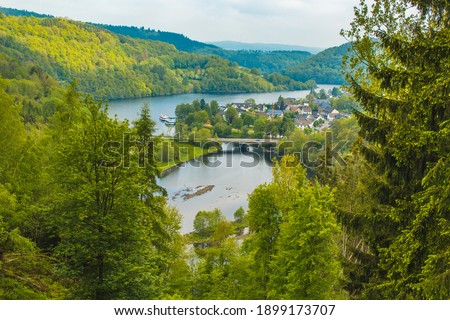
[222,88,354,136]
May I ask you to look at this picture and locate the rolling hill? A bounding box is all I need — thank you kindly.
[0,6,348,93]
[0,15,313,99]
[209,41,324,54]
[283,43,352,84]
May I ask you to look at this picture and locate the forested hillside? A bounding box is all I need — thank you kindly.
[0,7,347,86]
[96,23,347,82]
[94,24,220,52]
[0,15,310,100]
[94,23,314,73]
[284,43,352,84]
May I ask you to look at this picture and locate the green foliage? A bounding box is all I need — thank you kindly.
[195,128,212,143]
[93,23,218,52]
[330,95,360,112]
[253,117,269,138]
[0,16,289,100]
[331,86,342,97]
[243,155,343,299]
[52,97,163,298]
[233,207,246,224]
[341,0,450,299]
[225,107,239,123]
[193,209,225,239]
[268,156,343,299]
[285,43,352,84]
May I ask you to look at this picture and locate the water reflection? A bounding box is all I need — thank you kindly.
[157,146,274,233]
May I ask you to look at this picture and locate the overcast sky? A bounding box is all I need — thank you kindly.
[1,0,361,48]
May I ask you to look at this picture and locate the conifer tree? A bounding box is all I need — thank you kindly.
[343,0,450,298]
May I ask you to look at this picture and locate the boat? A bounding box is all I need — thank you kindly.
[164,117,177,125]
[159,114,168,121]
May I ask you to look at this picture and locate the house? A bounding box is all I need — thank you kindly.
[300,107,312,115]
[314,114,325,122]
[290,106,300,113]
[315,99,332,109]
[284,98,296,106]
[334,112,351,120]
[328,109,340,120]
[285,104,301,113]
[295,118,310,129]
[296,113,309,120]
[256,104,267,113]
[266,109,284,118]
[231,103,252,111]
[320,106,333,116]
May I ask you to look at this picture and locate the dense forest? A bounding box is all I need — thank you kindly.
[283,43,352,84]
[0,7,347,85]
[0,0,449,300]
[0,15,310,100]
[92,22,347,81]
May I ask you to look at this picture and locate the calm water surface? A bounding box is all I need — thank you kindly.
[158,148,274,233]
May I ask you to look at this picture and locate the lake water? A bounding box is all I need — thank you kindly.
[108,86,335,135]
[108,86,334,233]
[158,147,274,233]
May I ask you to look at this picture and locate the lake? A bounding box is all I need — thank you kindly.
[108,86,335,233]
[108,86,336,135]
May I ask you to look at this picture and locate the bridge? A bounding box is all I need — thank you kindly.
[209,138,280,144]
[208,138,280,145]
[207,138,280,152]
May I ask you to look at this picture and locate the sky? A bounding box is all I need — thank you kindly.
[0,0,361,48]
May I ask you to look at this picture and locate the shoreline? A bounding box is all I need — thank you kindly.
[105,84,339,103]
[159,149,221,178]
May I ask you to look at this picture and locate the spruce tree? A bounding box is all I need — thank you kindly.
[342,0,450,298]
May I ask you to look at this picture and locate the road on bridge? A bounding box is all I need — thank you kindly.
[208,138,280,144]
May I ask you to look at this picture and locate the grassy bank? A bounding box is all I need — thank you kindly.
[155,140,220,173]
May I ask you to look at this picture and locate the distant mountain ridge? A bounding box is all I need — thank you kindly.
[209,41,324,54]
[94,24,220,53]
[283,43,352,84]
[0,6,52,18]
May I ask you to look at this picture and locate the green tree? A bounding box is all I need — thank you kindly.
[342,0,450,299]
[253,117,268,138]
[330,95,359,112]
[279,112,296,136]
[0,86,26,181]
[268,156,342,299]
[245,98,256,107]
[241,113,255,126]
[196,128,212,143]
[0,185,67,299]
[233,207,246,224]
[133,102,156,141]
[214,122,232,137]
[331,86,342,97]
[244,184,281,299]
[210,100,220,116]
[225,107,239,124]
[193,209,225,239]
[53,97,173,299]
[212,113,224,125]
[232,117,243,130]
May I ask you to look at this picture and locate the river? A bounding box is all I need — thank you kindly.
[108,86,335,233]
